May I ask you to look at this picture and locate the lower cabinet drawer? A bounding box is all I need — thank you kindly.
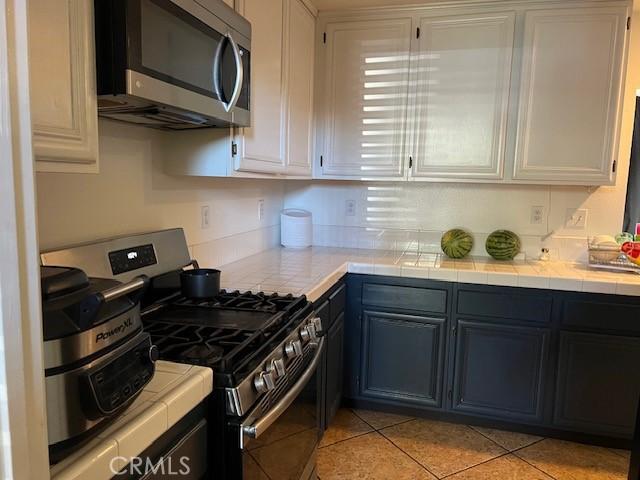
[456,287,553,324]
[361,310,445,407]
[451,319,550,423]
[553,331,640,438]
[362,283,448,314]
[561,293,640,334]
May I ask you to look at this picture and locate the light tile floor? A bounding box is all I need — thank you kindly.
[317,409,631,480]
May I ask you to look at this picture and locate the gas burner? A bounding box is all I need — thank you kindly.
[177,344,225,365]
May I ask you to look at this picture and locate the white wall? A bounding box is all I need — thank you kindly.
[36,120,285,264]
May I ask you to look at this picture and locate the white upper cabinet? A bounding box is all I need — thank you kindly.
[285,0,316,175]
[409,12,515,180]
[317,18,412,179]
[234,0,287,174]
[233,0,315,176]
[29,0,99,173]
[512,7,628,184]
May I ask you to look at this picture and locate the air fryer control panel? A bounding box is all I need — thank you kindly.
[86,334,157,416]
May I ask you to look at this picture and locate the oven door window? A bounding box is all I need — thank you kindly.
[241,370,319,480]
[136,0,237,105]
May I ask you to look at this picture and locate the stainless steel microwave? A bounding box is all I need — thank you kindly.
[94,0,251,130]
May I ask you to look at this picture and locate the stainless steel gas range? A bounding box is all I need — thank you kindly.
[42,228,323,480]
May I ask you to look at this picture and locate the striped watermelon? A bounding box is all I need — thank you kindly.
[486,230,521,260]
[441,229,474,259]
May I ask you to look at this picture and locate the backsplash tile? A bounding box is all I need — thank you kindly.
[189,225,280,268]
[284,181,629,262]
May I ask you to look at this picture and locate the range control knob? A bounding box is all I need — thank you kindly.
[285,340,303,359]
[311,317,324,336]
[300,326,312,342]
[267,358,286,378]
[253,371,276,393]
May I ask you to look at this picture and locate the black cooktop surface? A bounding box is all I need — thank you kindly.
[142,290,312,386]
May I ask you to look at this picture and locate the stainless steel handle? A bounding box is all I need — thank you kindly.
[100,275,147,303]
[241,337,325,444]
[224,33,244,112]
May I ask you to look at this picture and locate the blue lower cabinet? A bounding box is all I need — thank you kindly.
[361,310,445,407]
[450,320,550,423]
[554,331,640,437]
[343,275,640,442]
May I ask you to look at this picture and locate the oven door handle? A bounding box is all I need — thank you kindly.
[241,336,325,443]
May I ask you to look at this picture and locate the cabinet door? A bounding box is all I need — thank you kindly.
[410,12,514,180]
[29,0,99,173]
[513,7,628,184]
[234,0,286,173]
[554,331,640,438]
[325,312,345,426]
[285,0,314,175]
[319,18,412,179]
[361,310,445,407]
[451,320,549,422]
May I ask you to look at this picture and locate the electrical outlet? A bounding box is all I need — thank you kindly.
[201,205,210,229]
[345,200,356,217]
[258,199,265,221]
[566,208,588,229]
[530,205,545,225]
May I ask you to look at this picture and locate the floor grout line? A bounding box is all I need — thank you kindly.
[350,408,416,433]
[466,424,545,454]
[323,410,624,480]
[317,429,374,449]
[440,451,512,479]
[377,429,442,479]
[511,440,562,480]
[462,429,557,480]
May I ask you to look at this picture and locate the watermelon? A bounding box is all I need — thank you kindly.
[441,229,474,259]
[486,230,521,260]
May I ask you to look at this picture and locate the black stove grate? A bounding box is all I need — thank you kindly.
[174,290,303,313]
[142,290,312,387]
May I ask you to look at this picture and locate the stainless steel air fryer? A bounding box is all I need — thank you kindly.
[41,266,158,463]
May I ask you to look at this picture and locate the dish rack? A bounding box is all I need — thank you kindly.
[588,240,640,274]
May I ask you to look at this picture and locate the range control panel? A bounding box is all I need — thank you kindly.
[108,244,157,275]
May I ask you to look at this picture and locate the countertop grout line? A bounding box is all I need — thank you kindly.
[377,427,444,480]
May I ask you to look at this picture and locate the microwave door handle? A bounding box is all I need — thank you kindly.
[224,33,244,112]
[240,336,325,447]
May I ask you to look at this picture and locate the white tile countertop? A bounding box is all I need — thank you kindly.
[218,247,640,300]
[50,361,213,480]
